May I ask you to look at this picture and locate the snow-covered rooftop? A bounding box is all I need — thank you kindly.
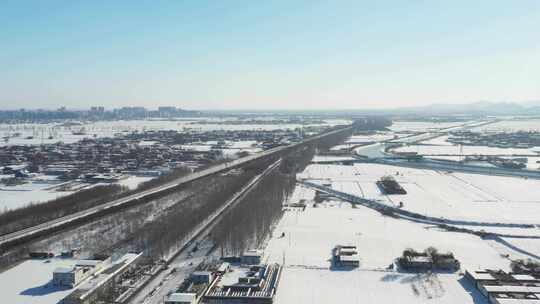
[0,253,141,304]
[0,258,79,304]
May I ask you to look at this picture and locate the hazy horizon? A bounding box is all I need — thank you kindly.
[2,1,539,110]
[1,99,540,113]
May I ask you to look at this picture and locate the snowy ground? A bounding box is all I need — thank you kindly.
[394,144,539,157]
[418,135,456,146]
[0,254,140,304]
[0,258,79,304]
[311,155,357,162]
[0,180,75,212]
[117,176,154,190]
[391,122,540,171]
[345,133,397,144]
[0,175,154,213]
[263,161,540,304]
[274,268,487,304]
[265,201,499,304]
[266,199,509,270]
[331,133,402,151]
[180,140,263,158]
[392,134,540,170]
[354,143,387,158]
[389,121,466,133]
[299,163,540,224]
[473,119,540,132]
[0,119,348,147]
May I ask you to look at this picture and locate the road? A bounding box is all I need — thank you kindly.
[130,238,215,304]
[0,126,351,250]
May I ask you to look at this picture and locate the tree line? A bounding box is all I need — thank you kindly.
[208,131,339,256]
[102,128,343,260]
[118,156,279,260]
[0,165,210,236]
[0,184,127,235]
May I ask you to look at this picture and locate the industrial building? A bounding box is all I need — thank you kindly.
[59,252,142,304]
[52,257,106,288]
[204,263,282,304]
[465,269,540,304]
[165,263,220,304]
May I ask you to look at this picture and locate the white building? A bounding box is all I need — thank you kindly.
[165,293,197,304]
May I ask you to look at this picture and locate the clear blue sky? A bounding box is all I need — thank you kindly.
[1,1,539,110]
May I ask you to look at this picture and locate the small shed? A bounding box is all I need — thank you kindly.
[241,250,263,265]
[52,267,85,287]
[190,271,214,284]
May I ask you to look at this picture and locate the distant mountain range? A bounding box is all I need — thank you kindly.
[389,101,540,116]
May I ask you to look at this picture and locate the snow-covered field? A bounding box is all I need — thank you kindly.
[311,155,357,163]
[0,254,140,304]
[180,140,263,158]
[392,129,540,169]
[0,258,79,304]
[117,176,154,190]
[299,163,540,224]
[419,135,455,146]
[394,144,539,157]
[473,119,540,132]
[265,200,499,303]
[267,199,508,270]
[0,175,154,213]
[389,119,540,166]
[0,118,348,147]
[263,161,540,303]
[274,268,486,304]
[389,121,466,132]
[331,133,403,151]
[346,133,397,144]
[0,180,75,212]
